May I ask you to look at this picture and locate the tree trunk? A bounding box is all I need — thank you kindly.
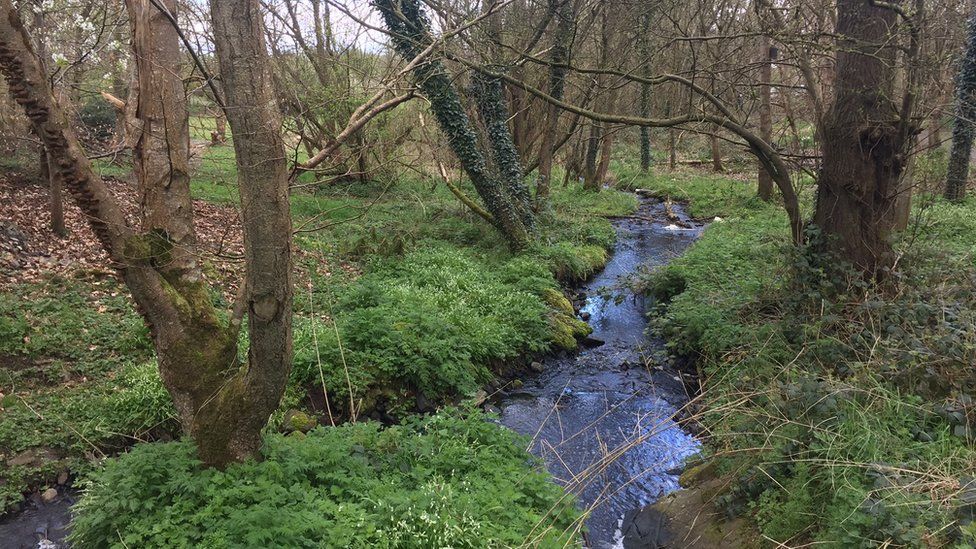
[472,72,535,231]
[535,0,572,204]
[710,133,724,172]
[32,9,65,236]
[595,129,614,185]
[214,111,227,143]
[39,147,66,236]
[638,8,652,173]
[946,11,976,201]
[583,121,602,190]
[668,129,677,170]
[209,0,294,466]
[814,0,904,275]
[758,37,774,201]
[927,106,942,150]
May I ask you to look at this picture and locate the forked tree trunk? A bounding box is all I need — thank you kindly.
[814,0,906,275]
[0,0,294,468]
[375,0,533,248]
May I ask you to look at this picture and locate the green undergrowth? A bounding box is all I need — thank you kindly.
[1,158,632,511]
[290,246,590,418]
[638,167,976,547]
[70,409,582,548]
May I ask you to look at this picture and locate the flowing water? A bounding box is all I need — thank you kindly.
[497,196,704,548]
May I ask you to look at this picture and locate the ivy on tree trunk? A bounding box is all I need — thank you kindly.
[374,0,534,248]
[946,10,976,201]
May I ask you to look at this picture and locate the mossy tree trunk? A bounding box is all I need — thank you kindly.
[472,72,535,231]
[813,0,908,275]
[209,0,294,466]
[0,0,294,468]
[375,0,534,248]
[946,11,976,201]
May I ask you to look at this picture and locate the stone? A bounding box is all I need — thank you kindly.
[579,311,591,321]
[530,361,544,373]
[581,335,606,348]
[6,447,61,468]
[57,470,69,485]
[40,488,58,503]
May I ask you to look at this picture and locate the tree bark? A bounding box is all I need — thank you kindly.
[638,8,652,173]
[31,8,65,236]
[946,11,976,201]
[710,133,724,172]
[583,120,602,190]
[814,0,905,275]
[40,148,66,237]
[210,0,294,466]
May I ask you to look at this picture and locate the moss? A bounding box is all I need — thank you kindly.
[122,234,154,264]
[547,311,591,351]
[541,287,575,316]
[283,410,317,433]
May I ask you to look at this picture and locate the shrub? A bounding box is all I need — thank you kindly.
[77,97,118,144]
[70,410,582,548]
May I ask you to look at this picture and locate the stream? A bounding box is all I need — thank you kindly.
[0,196,703,549]
[496,196,704,548]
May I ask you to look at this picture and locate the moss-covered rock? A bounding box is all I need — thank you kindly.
[541,287,575,316]
[282,409,317,433]
[548,311,592,351]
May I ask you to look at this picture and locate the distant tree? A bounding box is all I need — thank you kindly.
[535,0,573,203]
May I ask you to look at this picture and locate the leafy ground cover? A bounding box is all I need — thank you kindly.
[69,410,582,548]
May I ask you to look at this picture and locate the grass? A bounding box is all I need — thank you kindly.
[630,158,976,547]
